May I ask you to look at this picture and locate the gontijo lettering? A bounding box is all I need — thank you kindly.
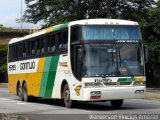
[20,61,35,70]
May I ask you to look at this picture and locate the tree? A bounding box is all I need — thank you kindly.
[23,0,160,87]
[140,1,160,87]
[0,45,7,73]
[23,0,155,27]
[0,24,13,31]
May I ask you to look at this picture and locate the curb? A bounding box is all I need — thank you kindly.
[145,92,160,100]
[0,83,8,88]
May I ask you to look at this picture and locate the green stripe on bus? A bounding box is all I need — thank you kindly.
[39,57,52,97]
[39,56,59,97]
[44,55,59,97]
[54,23,68,31]
[118,78,135,82]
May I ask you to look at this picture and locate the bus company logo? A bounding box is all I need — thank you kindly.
[116,40,139,43]
[20,61,35,70]
[75,85,81,96]
[9,65,16,71]
[59,62,68,67]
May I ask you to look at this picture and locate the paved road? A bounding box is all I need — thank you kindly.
[0,88,160,120]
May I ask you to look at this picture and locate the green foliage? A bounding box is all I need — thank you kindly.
[0,44,8,51]
[0,64,7,73]
[23,0,159,68]
[0,25,13,31]
[139,1,160,57]
[17,0,160,87]
[137,1,160,87]
[23,0,155,27]
[0,45,7,73]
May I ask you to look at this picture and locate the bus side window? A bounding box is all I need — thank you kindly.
[41,37,45,54]
[55,33,61,51]
[51,34,55,52]
[12,45,15,60]
[63,30,68,50]
[27,41,31,56]
[31,40,35,55]
[35,38,41,55]
[23,42,27,57]
[46,35,51,53]
[58,32,63,50]
[19,43,23,58]
[9,45,13,61]
[15,44,19,59]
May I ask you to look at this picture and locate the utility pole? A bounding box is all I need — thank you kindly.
[21,0,23,32]
[107,0,111,19]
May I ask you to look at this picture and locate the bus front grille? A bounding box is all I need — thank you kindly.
[103,82,132,86]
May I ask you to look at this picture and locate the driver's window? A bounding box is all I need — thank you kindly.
[75,47,82,80]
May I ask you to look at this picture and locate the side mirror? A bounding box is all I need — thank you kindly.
[79,47,86,80]
[76,47,83,81]
[144,46,149,63]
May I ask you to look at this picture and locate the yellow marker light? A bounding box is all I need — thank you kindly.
[85,22,88,24]
[135,78,144,81]
[46,24,63,33]
[105,22,108,24]
[46,27,53,33]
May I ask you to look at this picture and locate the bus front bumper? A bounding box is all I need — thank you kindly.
[81,86,145,101]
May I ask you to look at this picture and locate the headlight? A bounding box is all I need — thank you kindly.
[133,81,146,86]
[85,82,103,87]
[90,91,101,95]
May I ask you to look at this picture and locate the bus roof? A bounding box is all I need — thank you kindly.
[9,23,68,44]
[9,19,139,44]
[69,19,139,26]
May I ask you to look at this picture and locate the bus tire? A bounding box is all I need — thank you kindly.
[63,84,74,108]
[17,83,23,101]
[23,83,30,102]
[110,100,123,108]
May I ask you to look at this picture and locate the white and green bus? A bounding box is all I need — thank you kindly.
[8,19,146,108]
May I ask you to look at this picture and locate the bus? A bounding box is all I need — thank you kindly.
[8,19,146,108]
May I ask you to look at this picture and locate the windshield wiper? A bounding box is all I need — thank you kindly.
[120,59,134,79]
[117,45,134,78]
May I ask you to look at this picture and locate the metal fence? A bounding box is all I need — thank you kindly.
[0,28,39,34]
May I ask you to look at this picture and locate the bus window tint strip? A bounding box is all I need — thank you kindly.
[8,29,68,62]
[81,26,142,40]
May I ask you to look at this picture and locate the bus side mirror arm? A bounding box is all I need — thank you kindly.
[79,47,86,81]
[144,46,149,63]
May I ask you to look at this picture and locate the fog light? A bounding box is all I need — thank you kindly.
[133,81,146,86]
[90,91,101,95]
[135,90,144,94]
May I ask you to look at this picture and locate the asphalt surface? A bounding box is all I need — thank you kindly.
[0,88,160,120]
[146,88,160,94]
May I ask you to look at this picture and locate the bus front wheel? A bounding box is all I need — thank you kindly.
[110,100,123,108]
[63,84,74,108]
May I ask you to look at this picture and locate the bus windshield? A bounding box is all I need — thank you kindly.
[83,44,144,77]
[81,26,142,40]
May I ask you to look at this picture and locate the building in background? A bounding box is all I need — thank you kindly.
[0,25,39,83]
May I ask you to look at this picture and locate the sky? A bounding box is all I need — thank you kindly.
[0,0,41,29]
[0,0,158,29]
